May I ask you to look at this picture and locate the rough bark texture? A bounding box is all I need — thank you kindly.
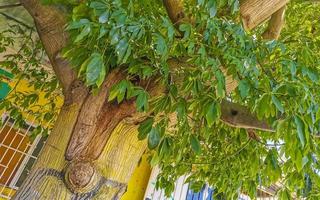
[262,6,286,40]
[65,70,136,160]
[14,0,146,199]
[240,0,288,30]
[163,0,186,27]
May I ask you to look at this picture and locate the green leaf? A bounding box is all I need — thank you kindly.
[138,117,154,140]
[209,6,217,18]
[190,135,201,154]
[116,80,129,103]
[206,102,218,126]
[99,11,109,23]
[98,26,107,39]
[150,152,160,167]
[238,80,250,99]
[272,95,284,113]
[148,127,160,149]
[215,70,225,98]
[255,94,271,119]
[86,53,105,86]
[136,90,148,111]
[179,24,191,40]
[116,38,130,63]
[154,33,168,56]
[294,115,306,148]
[108,85,119,102]
[278,189,291,200]
[66,19,90,30]
[74,24,91,43]
[159,137,170,157]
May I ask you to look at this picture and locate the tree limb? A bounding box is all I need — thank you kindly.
[240,0,288,31]
[21,0,273,133]
[20,0,78,100]
[163,1,273,132]
[262,6,286,40]
[163,0,186,27]
[221,100,273,132]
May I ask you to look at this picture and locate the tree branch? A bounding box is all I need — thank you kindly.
[240,0,288,31]
[221,100,273,132]
[0,3,22,9]
[20,0,78,100]
[163,1,272,132]
[262,6,286,40]
[163,0,186,27]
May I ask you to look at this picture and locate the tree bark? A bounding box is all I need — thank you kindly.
[13,101,147,199]
[14,0,277,199]
[14,0,148,199]
[240,0,288,30]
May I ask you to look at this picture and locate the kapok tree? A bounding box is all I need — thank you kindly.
[1,0,320,199]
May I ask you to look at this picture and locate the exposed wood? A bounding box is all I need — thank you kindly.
[262,6,286,40]
[240,0,288,30]
[65,70,127,160]
[163,0,186,27]
[13,102,85,199]
[65,161,97,193]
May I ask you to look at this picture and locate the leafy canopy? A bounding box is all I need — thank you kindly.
[3,0,320,199]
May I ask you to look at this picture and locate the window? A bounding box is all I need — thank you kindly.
[0,114,47,199]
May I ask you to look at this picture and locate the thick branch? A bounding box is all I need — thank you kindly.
[240,0,288,30]
[163,2,271,132]
[221,100,273,132]
[262,6,286,40]
[163,0,186,27]
[65,70,136,160]
[20,0,77,97]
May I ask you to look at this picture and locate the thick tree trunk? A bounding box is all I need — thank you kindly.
[13,100,147,200]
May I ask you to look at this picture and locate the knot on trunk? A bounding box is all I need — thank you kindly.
[65,161,99,193]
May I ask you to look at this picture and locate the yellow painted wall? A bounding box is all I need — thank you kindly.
[6,79,63,125]
[121,154,151,200]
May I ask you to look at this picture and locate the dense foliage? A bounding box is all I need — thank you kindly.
[0,23,60,138]
[2,0,320,199]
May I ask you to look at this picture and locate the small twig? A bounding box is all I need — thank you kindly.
[0,3,22,9]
